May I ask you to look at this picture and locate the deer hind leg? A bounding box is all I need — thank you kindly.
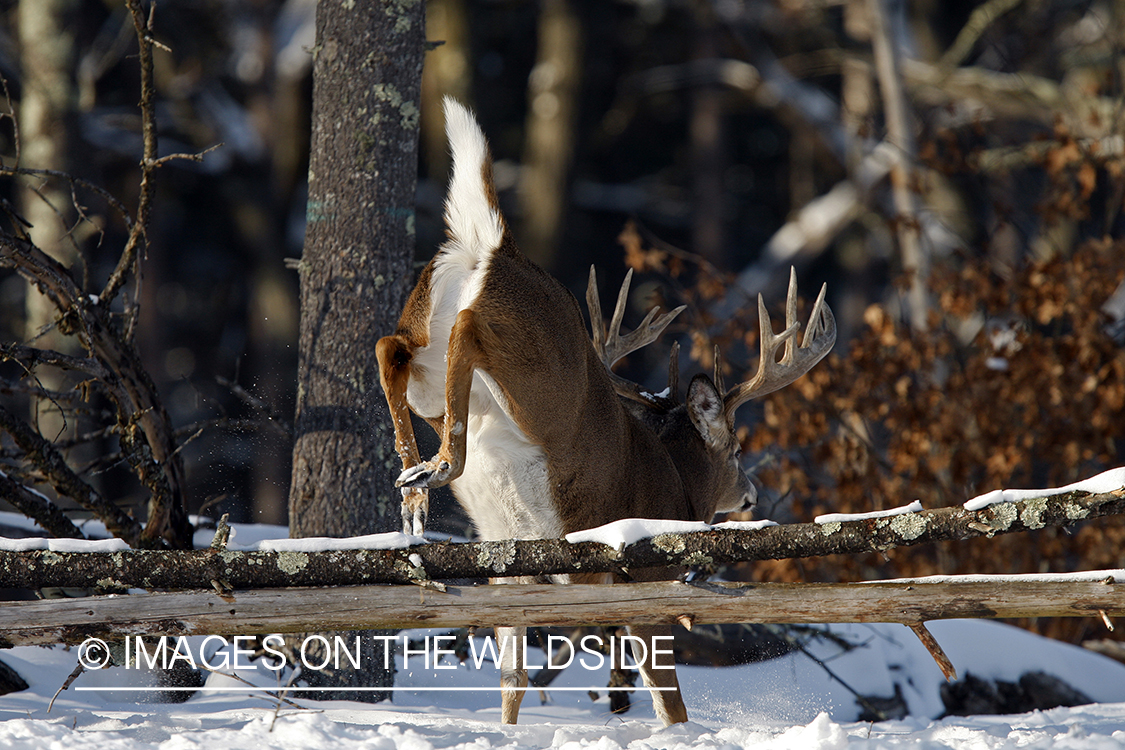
[496,624,528,724]
[626,623,688,726]
[396,307,483,490]
[376,335,429,535]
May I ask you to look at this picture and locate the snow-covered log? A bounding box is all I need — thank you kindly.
[0,487,1122,591]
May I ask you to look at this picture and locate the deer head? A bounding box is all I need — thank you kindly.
[587,265,836,521]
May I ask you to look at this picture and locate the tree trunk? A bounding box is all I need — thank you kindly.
[421,0,470,182]
[16,0,80,452]
[17,0,79,291]
[689,2,725,267]
[518,0,582,271]
[287,0,425,702]
[868,0,929,329]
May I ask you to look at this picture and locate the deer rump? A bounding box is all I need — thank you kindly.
[375,98,834,726]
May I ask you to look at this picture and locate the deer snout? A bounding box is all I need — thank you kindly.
[733,471,758,513]
[740,481,758,512]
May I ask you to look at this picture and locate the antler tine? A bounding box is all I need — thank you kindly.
[781,266,798,366]
[802,281,831,348]
[587,265,686,370]
[668,340,680,400]
[712,344,725,394]
[606,267,633,358]
[722,268,836,422]
[587,266,686,404]
[587,265,606,359]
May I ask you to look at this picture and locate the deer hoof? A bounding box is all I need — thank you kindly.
[396,460,452,489]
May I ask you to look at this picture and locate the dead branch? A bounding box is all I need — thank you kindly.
[903,59,1119,140]
[1,488,1121,589]
[0,165,135,232]
[770,46,1120,142]
[938,0,1024,70]
[973,136,1125,172]
[0,471,85,541]
[0,232,190,548]
[100,0,159,309]
[0,342,108,380]
[0,404,142,546]
[215,375,292,438]
[0,378,91,406]
[908,621,956,681]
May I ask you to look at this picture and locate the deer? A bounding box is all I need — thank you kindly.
[375,98,835,726]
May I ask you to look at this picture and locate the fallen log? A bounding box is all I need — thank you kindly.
[0,488,1121,590]
[0,576,1121,648]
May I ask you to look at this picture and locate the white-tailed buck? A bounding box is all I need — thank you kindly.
[376,99,835,725]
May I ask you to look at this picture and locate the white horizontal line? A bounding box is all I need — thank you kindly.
[75,686,674,692]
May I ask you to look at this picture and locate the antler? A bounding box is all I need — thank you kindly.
[721,267,835,423]
[587,266,685,402]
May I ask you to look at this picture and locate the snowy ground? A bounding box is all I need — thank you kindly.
[4,467,1125,749]
[3,618,1125,749]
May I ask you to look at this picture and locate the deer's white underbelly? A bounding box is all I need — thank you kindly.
[407,246,560,541]
[452,371,560,542]
[407,236,490,420]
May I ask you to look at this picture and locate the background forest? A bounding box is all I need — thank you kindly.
[0,0,1123,650]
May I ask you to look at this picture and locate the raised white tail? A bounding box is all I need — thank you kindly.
[442,98,505,259]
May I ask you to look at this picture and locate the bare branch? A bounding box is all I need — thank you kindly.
[0,342,108,380]
[215,376,293,438]
[0,404,143,546]
[0,165,135,233]
[0,77,19,166]
[0,232,190,547]
[939,0,1025,70]
[908,622,957,681]
[0,471,84,541]
[0,378,90,406]
[869,0,928,329]
[150,143,223,170]
[100,0,161,309]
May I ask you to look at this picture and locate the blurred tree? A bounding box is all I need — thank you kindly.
[285,0,425,701]
[518,0,582,271]
[17,0,80,442]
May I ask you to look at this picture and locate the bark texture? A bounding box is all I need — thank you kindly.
[3,578,1122,649]
[288,0,423,538]
[286,0,425,702]
[4,489,1121,590]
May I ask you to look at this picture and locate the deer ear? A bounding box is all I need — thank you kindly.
[687,374,727,447]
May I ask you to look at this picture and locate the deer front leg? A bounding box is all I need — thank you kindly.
[376,335,429,535]
[627,623,688,726]
[396,308,482,490]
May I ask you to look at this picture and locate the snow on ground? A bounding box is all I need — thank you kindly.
[5,465,1125,749]
[3,619,1125,749]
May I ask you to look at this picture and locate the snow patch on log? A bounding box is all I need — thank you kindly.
[565,519,711,551]
[0,536,128,552]
[256,532,423,552]
[814,500,923,524]
[965,467,1125,511]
